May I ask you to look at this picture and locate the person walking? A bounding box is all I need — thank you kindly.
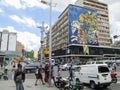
[12,65,16,80]
[51,65,56,86]
[44,63,49,85]
[113,62,117,71]
[1,63,3,69]
[69,64,73,80]
[35,66,39,86]
[14,64,25,90]
[38,64,45,85]
[57,68,61,77]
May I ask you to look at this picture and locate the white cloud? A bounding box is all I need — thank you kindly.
[1,0,48,9]
[2,0,24,9]
[0,26,40,51]
[100,0,120,5]
[9,15,38,27]
[17,31,40,51]
[0,8,3,13]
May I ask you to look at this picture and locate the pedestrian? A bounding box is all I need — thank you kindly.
[51,65,56,86]
[57,68,61,77]
[38,64,45,85]
[44,63,49,84]
[12,65,16,80]
[14,64,25,90]
[113,62,117,71]
[1,63,3,69]
[35,66,39,86]
[69,64,73,80]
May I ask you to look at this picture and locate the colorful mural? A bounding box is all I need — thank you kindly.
[68,5,99,46]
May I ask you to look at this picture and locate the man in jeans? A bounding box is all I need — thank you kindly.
[14,64,25,90]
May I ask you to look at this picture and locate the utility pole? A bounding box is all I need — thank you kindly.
[37,21,45,65]
[41,0,56,86]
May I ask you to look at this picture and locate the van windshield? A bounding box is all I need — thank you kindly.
[98,66,109,73]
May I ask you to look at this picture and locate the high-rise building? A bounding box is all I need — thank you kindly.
[0,30,17,51]
[75,0,111,46]
[46,1,120,61]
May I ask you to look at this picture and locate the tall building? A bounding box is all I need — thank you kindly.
[0,30,17,51]
[46,1,120,61]
[75,0,111,46]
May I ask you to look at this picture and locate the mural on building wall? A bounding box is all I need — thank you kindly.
[68,5,99,46]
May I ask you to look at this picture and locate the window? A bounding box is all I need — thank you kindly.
[98,66,109,73]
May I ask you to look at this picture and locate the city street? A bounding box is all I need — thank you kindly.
[1,65,120,90]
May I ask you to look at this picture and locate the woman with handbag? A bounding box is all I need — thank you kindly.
[14,64,25,90]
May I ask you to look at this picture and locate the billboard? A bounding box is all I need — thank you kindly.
[68,5,98,46]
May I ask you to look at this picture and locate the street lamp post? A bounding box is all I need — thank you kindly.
[41,0,52,86]
[37,21,47,65]
[65,40,68,62]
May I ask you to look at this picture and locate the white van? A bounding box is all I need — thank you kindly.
[73,64,111,89]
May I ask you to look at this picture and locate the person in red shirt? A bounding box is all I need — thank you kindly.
[111,68,115,78]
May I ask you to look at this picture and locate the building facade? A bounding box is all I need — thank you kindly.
[16,41,24,51]
[0,30,17,51]
[46,1,120,62]
[75,0,111,46]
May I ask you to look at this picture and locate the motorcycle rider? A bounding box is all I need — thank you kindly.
[111,68,116,78]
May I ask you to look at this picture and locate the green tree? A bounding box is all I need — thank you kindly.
[27,50,34,58]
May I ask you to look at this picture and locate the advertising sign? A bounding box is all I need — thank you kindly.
[68,5,99,46]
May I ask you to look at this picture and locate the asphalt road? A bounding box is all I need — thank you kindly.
[5,66,120,90]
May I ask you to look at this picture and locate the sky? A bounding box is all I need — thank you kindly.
[0,0,120,51]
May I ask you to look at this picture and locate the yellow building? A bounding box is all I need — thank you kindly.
[16,41,24,51]
[33,50,38,58]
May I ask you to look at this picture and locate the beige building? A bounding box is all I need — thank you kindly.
[33,50,38,58]
[51,9,68,51]
[75,0,111,46]
[16,41,24,51]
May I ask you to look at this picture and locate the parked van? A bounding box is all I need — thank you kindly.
[73,64,111,89]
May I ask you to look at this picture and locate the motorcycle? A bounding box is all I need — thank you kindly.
[111,73,117,83]
[0,71,8,80]
[64,78,83,90]
[55,76,68,90]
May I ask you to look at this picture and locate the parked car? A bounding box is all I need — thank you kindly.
[24,62,44,73]
[72,60,80,65]
[60,63,71,70]
[86,61,106,64]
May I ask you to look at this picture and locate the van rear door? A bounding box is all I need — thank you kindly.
[98,66,111,83]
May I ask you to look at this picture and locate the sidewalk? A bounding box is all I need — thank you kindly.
[0,79,58,90]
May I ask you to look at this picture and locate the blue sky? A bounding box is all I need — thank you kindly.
[0,0,120,51]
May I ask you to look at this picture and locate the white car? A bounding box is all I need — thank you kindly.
[86,61,106,64]
[60,63,71,70]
